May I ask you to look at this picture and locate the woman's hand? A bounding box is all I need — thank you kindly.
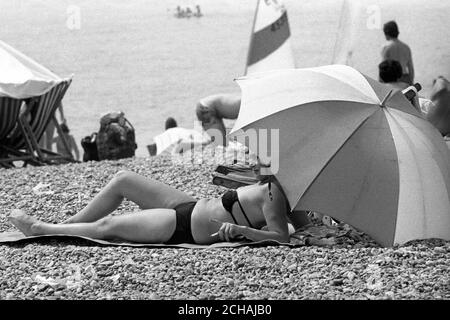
[210,218,245,242]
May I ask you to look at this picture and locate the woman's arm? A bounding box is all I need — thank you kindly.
[213,221,289,243]
[239,224,289,243]
[258,195,290,242]
[213,193,290,243]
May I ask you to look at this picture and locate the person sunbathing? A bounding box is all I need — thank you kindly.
[8,160,310,244]
[195,93,241,146]
[426,76,450,136]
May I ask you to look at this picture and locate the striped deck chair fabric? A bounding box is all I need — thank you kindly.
[7,78,72,149]
[0,98,27,168]
[1,78,73,166]
[0,97,22,142]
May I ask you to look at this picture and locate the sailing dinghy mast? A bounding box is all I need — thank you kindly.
[244,0,261,75]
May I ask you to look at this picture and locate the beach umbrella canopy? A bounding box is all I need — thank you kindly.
[230,64,450,247]
[0,40,62,99]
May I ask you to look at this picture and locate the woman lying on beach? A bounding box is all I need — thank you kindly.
[8,161,310,244]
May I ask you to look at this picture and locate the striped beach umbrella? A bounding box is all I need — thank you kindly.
[245,0,295,75]
[230,64,450,247]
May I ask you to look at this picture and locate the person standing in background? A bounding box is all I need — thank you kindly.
[381,21,415,85]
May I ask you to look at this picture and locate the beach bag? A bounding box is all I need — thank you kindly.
[81,132,99,162]
[96,111,137,160]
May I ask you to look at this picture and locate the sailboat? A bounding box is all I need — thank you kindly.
[331,0,384,81]
[245,0,296,75]
[213,0,297,176]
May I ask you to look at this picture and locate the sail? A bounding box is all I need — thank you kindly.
[331,0,386,80]
[331,0,361,67]
[245,0,296,75]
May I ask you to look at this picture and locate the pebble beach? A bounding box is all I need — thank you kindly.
[0,149,449,300]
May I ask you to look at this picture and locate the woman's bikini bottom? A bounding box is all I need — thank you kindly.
[165,201,197,244]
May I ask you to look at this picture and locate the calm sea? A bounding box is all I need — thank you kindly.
[1,0,449,157]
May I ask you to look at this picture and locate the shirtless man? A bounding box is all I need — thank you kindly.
[195,93,241,146]
[381,21,415,85]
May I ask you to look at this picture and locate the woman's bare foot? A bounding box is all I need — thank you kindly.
[8,210,41,236]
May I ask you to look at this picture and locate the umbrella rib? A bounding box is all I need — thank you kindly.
[384,107,428,208]
[295,109,378,209]
[380,90,393,107]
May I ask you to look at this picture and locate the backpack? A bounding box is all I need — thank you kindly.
[96,111,137,160]
[81,132,99,162]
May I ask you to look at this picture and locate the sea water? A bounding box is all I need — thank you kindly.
[1,0,449,157]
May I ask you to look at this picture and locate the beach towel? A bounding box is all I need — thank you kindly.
[0,231,285,249]
[0,222,375,249]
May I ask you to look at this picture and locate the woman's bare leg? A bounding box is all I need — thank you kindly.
[9,209,177,243]
[64,170,195,224]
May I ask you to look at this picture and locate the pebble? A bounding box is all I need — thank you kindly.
[331,279,344,286]
[226,279,234,286]
[346,271,356,281]
[433,247,446,254]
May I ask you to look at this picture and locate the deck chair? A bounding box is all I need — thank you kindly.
[0,97,23,168]
[0,78,75,167]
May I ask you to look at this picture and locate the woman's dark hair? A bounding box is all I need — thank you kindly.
[378,59,403,83]
[383,21,399,38]
[165,117,177,130]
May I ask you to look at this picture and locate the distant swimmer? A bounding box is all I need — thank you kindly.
[175,6,184,18]
[381,21,415,85]
[195,93,241,146]
[194,5,203,17]
[174,5,202,18]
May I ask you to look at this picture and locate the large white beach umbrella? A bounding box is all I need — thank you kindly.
[0,40,62,99]
[230,64,450,247]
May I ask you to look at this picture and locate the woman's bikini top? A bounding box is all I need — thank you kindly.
[221,190,255,228]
